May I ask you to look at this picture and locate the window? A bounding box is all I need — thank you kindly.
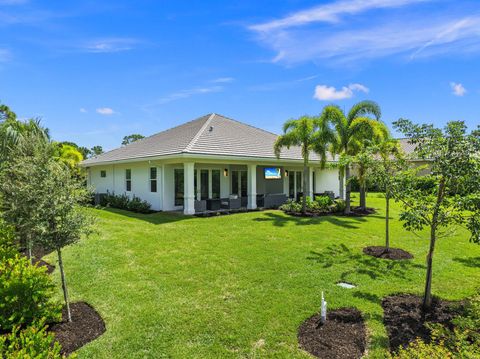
[150,167,157,192]
[200,169,209,200]
[232,170,239,195]
[100,170,106,178]
[126,169,132,191]
[212,170,220,199]
[240,170,247,197]
[174,169,184,206]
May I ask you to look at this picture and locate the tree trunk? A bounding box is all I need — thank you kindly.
[385,190,390,252]
[359,185,366,210]
[302,160,308,214]
[423,179,445,310]
[339,166,345,199]
[57,248,72,322]
[345,164,351,214]
[27,237,33,263]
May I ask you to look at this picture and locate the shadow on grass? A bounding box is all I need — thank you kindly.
[452,256,480,268]
[307,244,425,282]
[98,207,192,225]
[252,211,374,229]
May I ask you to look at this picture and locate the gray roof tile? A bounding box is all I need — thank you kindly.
[82,113,330,165]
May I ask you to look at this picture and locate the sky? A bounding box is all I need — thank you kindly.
[0,0,479,151]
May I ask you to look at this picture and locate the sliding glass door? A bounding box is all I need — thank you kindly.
[231,170,247,197]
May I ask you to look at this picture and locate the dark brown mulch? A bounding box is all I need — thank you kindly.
[363,246,413,260]
[382,294,460,351]
[298,308,366,359]
[347,207,377,217]
[32,257,55,274]
[50,302,106,355]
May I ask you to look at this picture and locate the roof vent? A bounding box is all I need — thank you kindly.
[208,126,214,132]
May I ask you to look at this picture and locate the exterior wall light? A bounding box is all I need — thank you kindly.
[224,168,229,177]
[285,170,289,177]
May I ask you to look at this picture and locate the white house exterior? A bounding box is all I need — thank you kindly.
[81,113,343,215]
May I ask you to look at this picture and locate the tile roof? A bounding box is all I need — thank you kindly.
[81,113,332,165]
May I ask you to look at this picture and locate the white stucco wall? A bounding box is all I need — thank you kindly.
[314,168,341,197]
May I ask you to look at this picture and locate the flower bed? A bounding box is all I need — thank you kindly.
[279,196,346,216]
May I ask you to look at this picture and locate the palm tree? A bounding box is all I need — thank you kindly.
[274,116,320,214]
[352,122,390,210]
[318,101,384,214]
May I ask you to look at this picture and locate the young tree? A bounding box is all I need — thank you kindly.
[318,101,386,213]
[36,159,94,322]
[369,139,407,252]
[122,134,144,145]
[274,116,321,214]
[393,119,480,310]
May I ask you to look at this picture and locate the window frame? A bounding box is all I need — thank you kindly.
[100,170,106,178]
[149,167,157,193]
[125,169,132,192]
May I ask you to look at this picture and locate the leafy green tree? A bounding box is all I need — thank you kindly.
[122,134,144,145]
[0,132,53,259]
[54,143,84,169]
[91,145,103,156]
[393,119,480,310]
[274,116,326,214]
[318,101,387,213]
[35,159,94,322]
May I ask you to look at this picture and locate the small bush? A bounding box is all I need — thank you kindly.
[0,321,69,358]
[334,199,346,212]
[315,195,333,211]
[100,191,151,213]
[279,199,302,213]
[0,255,61,331]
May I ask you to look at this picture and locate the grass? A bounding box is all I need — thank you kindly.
[45,194,480,358]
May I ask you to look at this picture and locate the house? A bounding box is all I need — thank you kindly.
[81,113,342,214]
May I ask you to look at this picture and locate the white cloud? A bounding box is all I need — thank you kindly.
[83,38,139,53]
[249,0,480,65]
[211,77,234,83]
[450,82,467,96]
[250,0,428,32]
[80,108,87,113]
[313,83,369,100]
[154,86,223,105]
[96,107,115,115]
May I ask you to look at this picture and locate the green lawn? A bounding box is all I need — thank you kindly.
[45,194,480,358]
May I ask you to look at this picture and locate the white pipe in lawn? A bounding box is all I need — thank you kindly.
[320,291,327,324]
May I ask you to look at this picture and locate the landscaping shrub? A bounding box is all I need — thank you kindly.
[279,199,302,213]
[280,197,346,215]
[0,321,68,358]
[391,292,480,358]
[0,255,61,331]
[100,191,151,213]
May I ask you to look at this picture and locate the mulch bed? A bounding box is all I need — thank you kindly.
[363,246,413,260]
[32,257,55,274]
[50,302,106,355]
[298,308,367,359]
[382,294,460,351]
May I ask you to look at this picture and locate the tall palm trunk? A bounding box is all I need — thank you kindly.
[385,189,390,252]
[359,163,366,210]
[338,166,345,199]
[302,158,308,214]
[345,164,352,214]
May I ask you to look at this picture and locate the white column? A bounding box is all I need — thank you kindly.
[247,164,257,209]
[196,169,201,200]
[184,162,195,215]
[283,169,289,196]
[208,170,212,199]
[307,167,314,198]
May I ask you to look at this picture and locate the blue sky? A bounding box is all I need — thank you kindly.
[1,0,479,150]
